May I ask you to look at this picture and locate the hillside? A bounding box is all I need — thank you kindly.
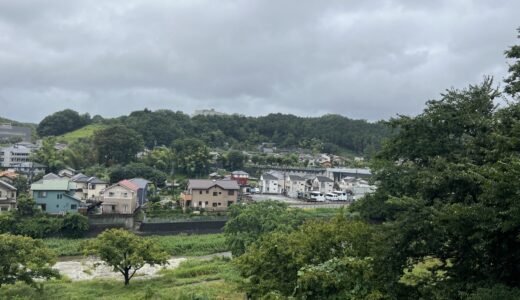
[56,124,107,144]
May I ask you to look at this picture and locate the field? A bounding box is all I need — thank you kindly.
[0,257,243,299]
[56,124,107,144]
[44,233,228,257]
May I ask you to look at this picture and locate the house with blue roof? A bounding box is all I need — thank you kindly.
[30,179,83,214]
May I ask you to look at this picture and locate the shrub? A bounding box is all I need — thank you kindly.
[61,213,89,238]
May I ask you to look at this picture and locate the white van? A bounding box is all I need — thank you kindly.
[333,191,348,201]
[310,191,325,202]
[325,193,339,201]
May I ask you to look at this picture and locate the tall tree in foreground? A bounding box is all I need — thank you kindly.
[84,229,168,286]
[0,234,59,288]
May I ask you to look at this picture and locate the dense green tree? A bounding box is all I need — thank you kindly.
[171,138,210,177]
[223,150,246,170]
[140,146,175,175]
[63,138,96,170]
[235,215,376,298]
[505,27,520,98]
[0,234,59,288]
[11,176,29,194]
[61,213,89,238]
[37,109,90,137]
[93,125,144,165]
[31,137,65,173]
[84,229,168,286]
[109,163,167,187]
[224,201,300,256]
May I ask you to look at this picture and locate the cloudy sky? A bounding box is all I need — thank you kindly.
[0,0,519,123]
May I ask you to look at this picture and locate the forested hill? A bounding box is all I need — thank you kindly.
[35,109,392,155]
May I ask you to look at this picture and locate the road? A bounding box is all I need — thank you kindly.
[251,194,351,209]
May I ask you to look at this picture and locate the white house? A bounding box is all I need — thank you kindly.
[260,172,281,194]
[312,176,334,194]
[285,174,307,198]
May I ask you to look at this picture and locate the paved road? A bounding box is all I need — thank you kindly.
[251,194,351,209]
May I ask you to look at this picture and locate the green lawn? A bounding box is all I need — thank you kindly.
[56,124,107,144]
[44,233,228,257]
[0,257,243,300]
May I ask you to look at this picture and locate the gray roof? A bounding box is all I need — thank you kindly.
[88,177,107,184]
[0,179,16,191]
[315,176,334,183]
[43,173,62,180]
[130,178,151,189]
[288,174,305,181]
[261,173,278,180]
[326,168,372,176]
[71,173,90,182]
[188,179,239,190]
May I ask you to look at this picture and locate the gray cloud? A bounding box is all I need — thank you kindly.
[0,0,518,123]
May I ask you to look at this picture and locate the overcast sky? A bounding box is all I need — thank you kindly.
[0,0,519,123]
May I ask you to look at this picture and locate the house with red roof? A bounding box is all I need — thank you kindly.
[100,179,139,214]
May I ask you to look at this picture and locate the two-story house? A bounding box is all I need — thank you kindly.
[180,179,239,211]
[100,180,139,214]
[70,173,108,200]
[312,176,334,194]
[30,179,82,214]
[260,172,280,194]
[286,174,307,198]
[0,179,17,213]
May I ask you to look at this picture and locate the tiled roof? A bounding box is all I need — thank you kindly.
[188,179,240,190]
[31,179,75,191]
[119,180,139,191]
[315,176,334,183]
[261,173,278,180]
[129,178,151,189]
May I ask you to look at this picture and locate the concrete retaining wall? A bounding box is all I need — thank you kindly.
[139,220,226,234]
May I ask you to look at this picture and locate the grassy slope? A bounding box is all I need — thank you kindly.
[44,233,228,257]
[0,257,243,300]
[56,124,107,144]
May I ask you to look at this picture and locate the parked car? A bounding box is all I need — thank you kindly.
[310,191,325,202]
[325,192,339,201]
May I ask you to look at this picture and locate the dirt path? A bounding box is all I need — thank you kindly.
[53,252,231,281]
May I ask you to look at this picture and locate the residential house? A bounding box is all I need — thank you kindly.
[180,179,239,211]
[0,179,17,213]
[31,179,82,214]
[100,180,139,214]
[70,173,108,200]
[260,172,280,194]
[0,170,18,184]
[312,176,334,194]
[285,174,307,198]
[8,162,46,176]
[58,167,76,178]
[0,144,32,167]
[231,170,249,186]
[129,178,153,206]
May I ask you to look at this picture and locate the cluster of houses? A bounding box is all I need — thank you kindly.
[0,167,154,215]
[259,168,375,200]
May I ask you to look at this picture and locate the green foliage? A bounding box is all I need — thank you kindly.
[224,201,300,256]
[11,177,29,194]
[0,234,59,288]
[31,137,66,173]
[60,213,89,238]
[171,138,211,177]
[37,109,91,137]
[0,257,243,299]
[93,125,144,166]
[505,27,520,98]
[84,229,168,285]
[109,163,167,187]
[57,124,106,144]
[140,146,175,175]
[235,215,375,298]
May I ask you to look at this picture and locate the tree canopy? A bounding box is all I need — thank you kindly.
[37,109,91,137]
[93,125,144,166]
[84,228,168,286]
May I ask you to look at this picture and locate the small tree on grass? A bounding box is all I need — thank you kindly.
[0,233,59,288]
[84,228,168,286]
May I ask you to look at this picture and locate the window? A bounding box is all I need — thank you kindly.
[123,192,128,197]
[109,192,114,197]
[219,192,222,195]
[111,205,116,212]
[199,191,202,194]
[38,191,47,198]
[56,204,59,208]
[206,190,209,194]
[198,201,202,206]
[228,190,234,195]
[205,201,208,205]
[212,203,218,207]
[218,202,221,206]
[0,191,2,197]
[71,204,77,210]
[57,194,63,199]
[213,192,218,196]
[11,192,14,198]
[0,206,8,212]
